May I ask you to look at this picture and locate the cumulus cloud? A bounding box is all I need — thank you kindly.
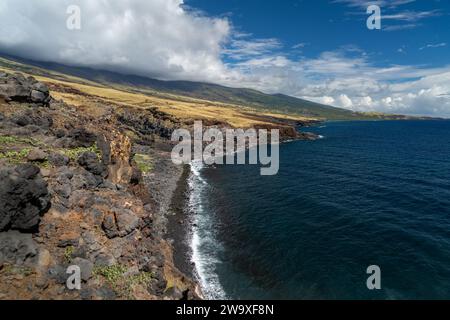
[225,47,450,117]
[0,0,449,117]
[0,0,232,82]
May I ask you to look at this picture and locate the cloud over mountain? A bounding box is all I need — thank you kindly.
[0,0,449,117]
[0,0,231,82]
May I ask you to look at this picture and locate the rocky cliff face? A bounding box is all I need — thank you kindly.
[0,73,200,300]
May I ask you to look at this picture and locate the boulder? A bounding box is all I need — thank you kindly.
[27,148,48,162]
[102,208,139,239]
[0,231,39,266]
[102,213,119,239]
[70,170,100,190]
[48,153,70,167]
[71,257,94,282]
[57,231,80,248]
[0,73,51,105]
[78,152,107,177]
[0,164,51,232]
[11,109,53,129]
[67,128,97,148]
[116,209,140,236]
[53,183,72,199]
[12,114,30,126]
[47,265,67,284]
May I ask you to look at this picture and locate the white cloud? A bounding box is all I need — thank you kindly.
[338,94,354,108]
[223,37,282,61]
[420,43,447,50]
[224,47,450,117]
[292,43,308,49]
[382,10,441,22]
[332,0,416,8]
[0,0,232,82]
[332,0,442,32]
[0,0,448,117]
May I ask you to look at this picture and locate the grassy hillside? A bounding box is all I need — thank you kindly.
[0,54,403,121]
[0,56,320,130]
[1,54,429,121]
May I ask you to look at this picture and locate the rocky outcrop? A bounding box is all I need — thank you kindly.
[102,208,140,239]
[0,164,51,232]
[0,72,200,300]
[98,130,133,185]
[0,72,51,105]
[117,108,177,140]
[78,152,108,178]
[0,231,39,266]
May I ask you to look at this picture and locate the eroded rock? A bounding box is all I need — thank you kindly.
[0,73,51,105]
[27,148,48,162]
[102,208,139,239]
[78,152,107,178]
[0,231,39,266]
[0,164,51,232]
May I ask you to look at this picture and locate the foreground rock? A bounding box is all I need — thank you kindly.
[0,72,51,105]
[0,73,201,300]
[0,231,39,266]
[0,164,51,232]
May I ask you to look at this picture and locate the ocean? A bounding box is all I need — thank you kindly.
[188,120,450,300]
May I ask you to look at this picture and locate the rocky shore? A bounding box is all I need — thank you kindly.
[0,71,318,300]
[0,72,201,300]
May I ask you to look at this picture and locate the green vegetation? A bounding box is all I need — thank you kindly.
[0,135,50,166]
[0,135,39,146]
[0,135,38,164]
[93,264,128,285]
[64,246,74,264]
[36,159,50,169]
[134,153,153,174]
[0,264,33,277]
[93,264,154,299]
[60,143,101,162]
[0,148,31,164]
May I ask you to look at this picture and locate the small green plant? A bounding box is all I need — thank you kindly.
[35,159,50,169]
[93,264,128,285]
[0,264,33,276]
[0,135,38,146]
[93,264,154,299]
[0,148,31,164]
[134,154,153,174]
[60,143,101,162]
[129,271,154,287]
[64,246,74,263]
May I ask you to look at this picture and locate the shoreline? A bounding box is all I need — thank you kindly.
[164,132,324,300]
[166,163,196,280]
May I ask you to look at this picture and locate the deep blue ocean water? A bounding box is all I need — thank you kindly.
[190,120,450,300]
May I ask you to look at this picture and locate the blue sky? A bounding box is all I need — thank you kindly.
[0,0,449,116]
[188,0,449,68]
[183,0,450,116]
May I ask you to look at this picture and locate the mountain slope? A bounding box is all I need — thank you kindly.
[0,53,382,120]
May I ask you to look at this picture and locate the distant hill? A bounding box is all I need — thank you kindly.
[0,53,426,120]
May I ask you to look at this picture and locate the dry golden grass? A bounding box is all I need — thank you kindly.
[0,64,318,128]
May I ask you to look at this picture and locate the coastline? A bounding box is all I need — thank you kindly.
[166,163,196,279]
[164,129,324,300]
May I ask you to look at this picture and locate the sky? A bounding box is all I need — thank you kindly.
[0,0,449,116]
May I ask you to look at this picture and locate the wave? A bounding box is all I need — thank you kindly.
[188,160,227,300]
